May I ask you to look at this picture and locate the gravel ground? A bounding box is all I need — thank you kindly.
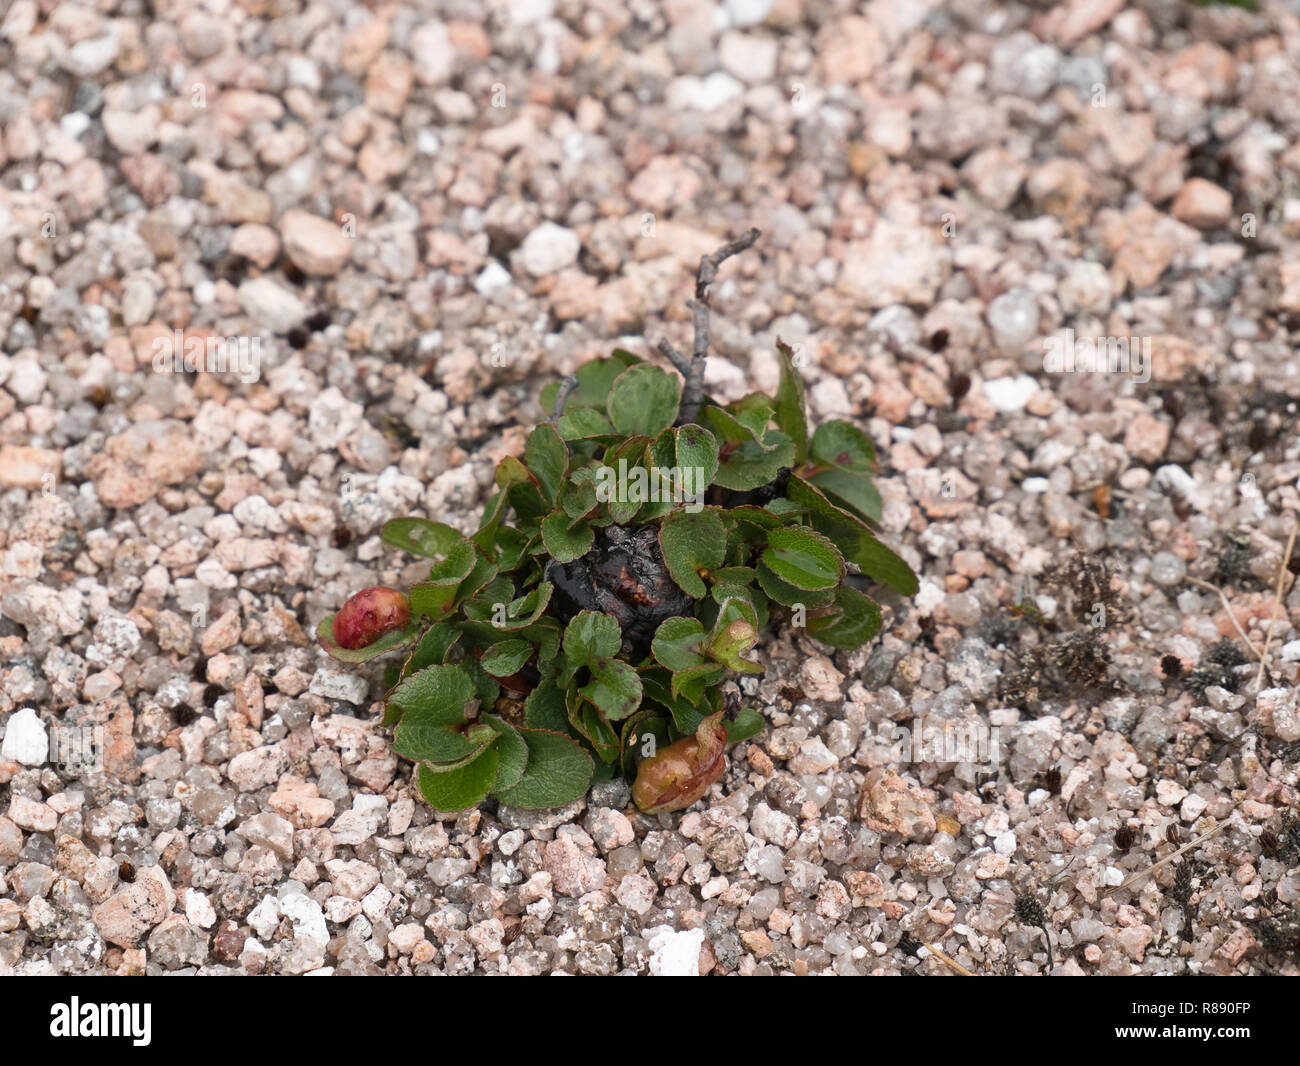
[2,0,1300,976]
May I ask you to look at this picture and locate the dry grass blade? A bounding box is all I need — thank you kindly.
[1104,817,1234,897]
[1184,577,1262,661]
[922,943,977,976]
[1255,519,1298,691]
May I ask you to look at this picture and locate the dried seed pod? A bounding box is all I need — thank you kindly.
[332,587,411,650]
[633,713,728,814]
[1014,894,1046,927]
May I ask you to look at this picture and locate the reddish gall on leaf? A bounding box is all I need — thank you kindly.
[632,713,728,814]
[332,586,411,649]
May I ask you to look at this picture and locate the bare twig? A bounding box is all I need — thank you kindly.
[663,227,761,426]
[1255,519,1298,691]
[656,338,691,380]
[921,943,976,977]
[695,227,762,301]
[1184,577,1263,661]
[549,373,578,425]
[1104,816,1235,897]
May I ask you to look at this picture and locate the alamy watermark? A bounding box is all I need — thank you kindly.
[50,723,104,774]
[875,714,1002,770]
[594,460,706,514]
[152,330,261,384]
[1043,328,1151,384]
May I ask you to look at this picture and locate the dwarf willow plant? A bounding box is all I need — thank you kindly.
[319,230,918,813]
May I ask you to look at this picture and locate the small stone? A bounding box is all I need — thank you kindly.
[646,926,706,976]
[238,278,307,333]
[1171,178,1232,230]
[183,889,217,929]
[87,421,206,509]
[148,915,209,969]
[543,836,606,898]
[1123,412,1170,464]
[324,858,381,900]
[1,708,47,766]
[517,222,581,277]
[724,0,773,27]
[7,794,56,832]
[93,878,169,948]
[230,224,280,269]
[280,209,353,275]
[585,808,635,852]
[236,812,295,860]
[1149,552,1186,586]
[858,769,936,841]
[180,11,228,58]
[0,446,60,490]
[986,289,1041,355]
[410,21,455,85]
[983,376,1039,414]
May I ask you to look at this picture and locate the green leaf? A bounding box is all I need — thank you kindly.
[458,653,500,709]
[461,575,516,624]
[541,509,594,563]
[493,455,549,520]
[598,436,653,524]
[482,714,529,792]
[850,535,919,596]
[542,352,639,412]
[755,561,835,608]
[317,615,420,663]
[607,364,682,437]
[807,585,883,649]
[517,616,562,662]
[659,507,728,597]
[381,518,464,559]
[408,539,477,615]
[492,527,535,572]
[493,729,595,808]
[761,526,844,591]
[774,340,808,465]
[786,475,917,594]
[674,424,721,490]
[563,610,621,665]
[640,668,710,737]
[580,659,642,721]
[417,749,500,812]
[670,661,727,705]
[498,583,555,631]
[557,406,617,442]
[525,423,569,503]
[810,419,876,472]
[455,547,498,603]
[480,639,533,678]
[724,706,766,744]
[706,598,763,674]
[395,714,494,763]
[808,469,883,525]
[568,693,621,764]
[703,405,796,490]
[562,470,601,520]
[401,622,462,677]
[731,395,775,440]
[523,673,570,733]
[387,663,475,724]
[652,616,708,672]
